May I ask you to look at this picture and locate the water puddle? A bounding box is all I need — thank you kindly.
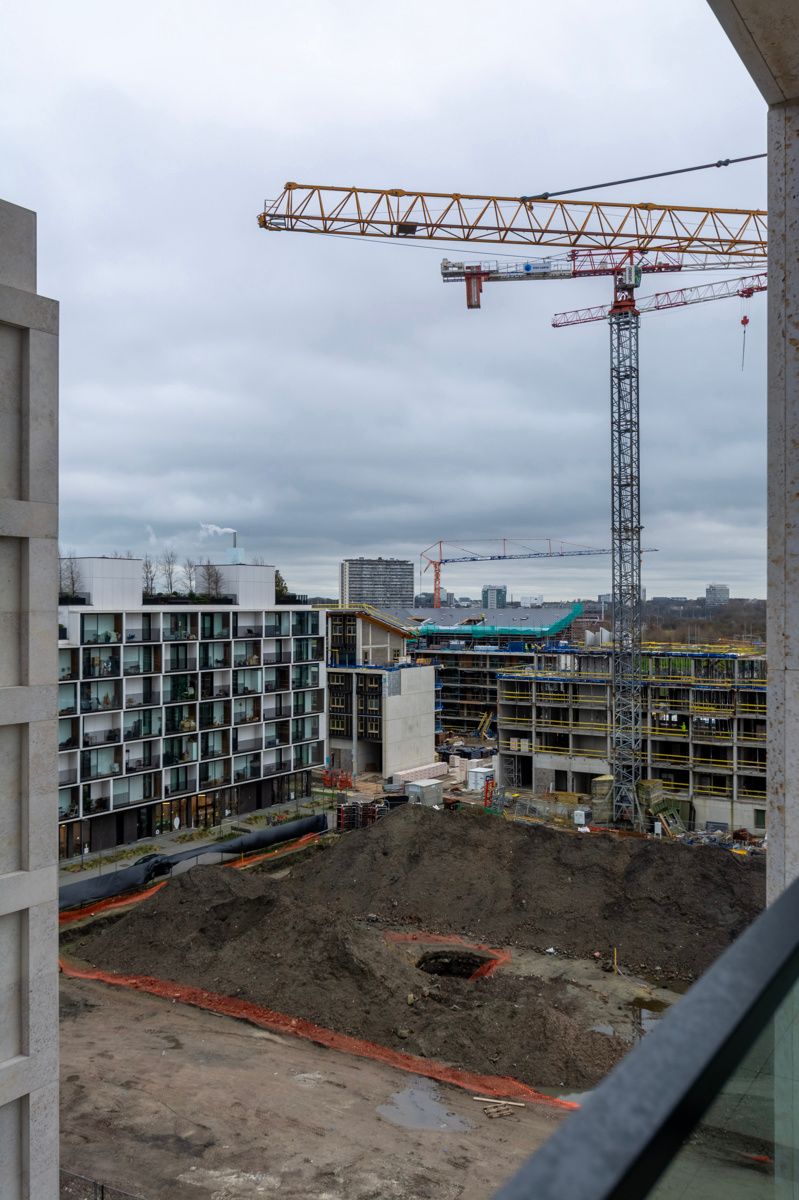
[630,995,669,1036]
[377,1077,471,1131]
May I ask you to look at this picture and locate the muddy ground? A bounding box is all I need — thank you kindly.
[60,975,566,1200]
[67,807,764,1092]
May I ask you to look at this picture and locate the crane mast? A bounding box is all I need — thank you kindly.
[608,268,643,825]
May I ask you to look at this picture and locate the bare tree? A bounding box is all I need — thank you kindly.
[59,547,82,597]
[108,549,135,559]
[159,549,178,592]
[142,554,157,597]
[182,558,197,594]
[199,559,223,599]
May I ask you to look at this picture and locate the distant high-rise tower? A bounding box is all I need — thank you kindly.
[340,558,414,607]
[481,584,507,609]
[706,583,730,607]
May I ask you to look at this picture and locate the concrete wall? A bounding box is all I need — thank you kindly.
[76,556,143,608]
[383,665,436,779]
[357,619,405,666]
[0,200,59,1197]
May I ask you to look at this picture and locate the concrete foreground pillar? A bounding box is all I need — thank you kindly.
[767,97,799,904]
[0,200,60,1198]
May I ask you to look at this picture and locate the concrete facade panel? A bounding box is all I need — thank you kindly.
[0,202,35,292]
[23,539,58,687]
[24,331,58,505]
[0,538,21,688]
[0,324,23,500]
[0,912,22,1063]
[0,726,22,874]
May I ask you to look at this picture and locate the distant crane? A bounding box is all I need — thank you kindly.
[421,539,614,609]
[258,180,767,827]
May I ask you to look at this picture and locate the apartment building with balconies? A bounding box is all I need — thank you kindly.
[57,557,326,857]
[496,646,767,834]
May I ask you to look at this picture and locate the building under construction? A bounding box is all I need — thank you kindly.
[397,604,583,737]
[497,645,767,834]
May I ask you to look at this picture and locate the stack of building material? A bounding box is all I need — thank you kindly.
[394,762,448,784]
[590,775,613,823]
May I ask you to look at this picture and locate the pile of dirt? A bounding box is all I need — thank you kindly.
[70,867,624,1088]
[278,806,765,983]
[69,807,765,1089]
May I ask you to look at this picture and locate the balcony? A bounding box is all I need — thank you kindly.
[58,768,78,786]
[201,735,229,760]
[198,759,230,789]
[80,750,123,782]
[124,619,158,644]
[125,752,161,773]
[200,646,231,670]
[201,614,231,641]
[82,728,120,747]
[81,617,122,646]
[58,788,79,821]
[164,767,196,798]
[163,618,198,642]
[233,753,261,783]
[59,649,79,681]
[162,674,198,705]
[262,758,290,777]
[125,689,160,710]
[81,693,121,715]
[233,727,262,750]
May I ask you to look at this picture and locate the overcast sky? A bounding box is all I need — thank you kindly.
[2,1,767,600]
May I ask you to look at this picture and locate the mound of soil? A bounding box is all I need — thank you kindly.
[69,807,765,1089]
[279,807,764,984]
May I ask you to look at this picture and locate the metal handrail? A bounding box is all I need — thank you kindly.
[493,874,799,1200]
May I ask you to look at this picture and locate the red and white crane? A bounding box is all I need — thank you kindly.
[551,272,768,326]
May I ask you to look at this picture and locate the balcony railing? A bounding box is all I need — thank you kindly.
[125,755,160,773]
[58,769,78,786]
[262,760,290,777]
[83,729,120,747]
[234,737,262,753]
[491,873,799,1200]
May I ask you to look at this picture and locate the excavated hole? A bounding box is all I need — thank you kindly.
[416,949,492,978]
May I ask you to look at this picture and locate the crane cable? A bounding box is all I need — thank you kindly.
[522,153,766,201]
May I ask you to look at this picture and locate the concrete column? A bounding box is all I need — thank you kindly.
[0,200,59,1198]
[767,97,799,903]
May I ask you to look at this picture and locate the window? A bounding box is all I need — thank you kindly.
[754,808,766,830]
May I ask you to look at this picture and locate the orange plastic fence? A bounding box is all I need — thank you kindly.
[59,955,577,1112]
[384,930,511,980]
[58,881,168,928]
[226,831,320,870]
[58,833,321,926]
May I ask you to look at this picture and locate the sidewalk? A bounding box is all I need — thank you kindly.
[58,796,333,886]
